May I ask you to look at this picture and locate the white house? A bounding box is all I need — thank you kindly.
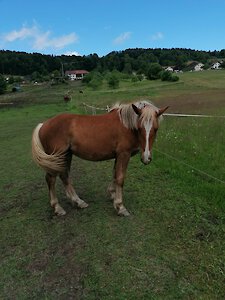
[211,62,221,70]
[65,70,89,80]
[165,66,174,72]
[194,63,204,71]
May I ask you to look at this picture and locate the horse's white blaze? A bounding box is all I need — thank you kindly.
[143,120,152,162]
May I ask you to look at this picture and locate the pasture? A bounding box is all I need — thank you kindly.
[0,71,225,299]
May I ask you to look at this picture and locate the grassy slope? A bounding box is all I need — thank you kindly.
[0,72,225,299]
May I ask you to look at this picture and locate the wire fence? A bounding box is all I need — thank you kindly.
[82,102,225,185]
[83,102,225,118]
[82,102,110,114]
[155,149,225,185]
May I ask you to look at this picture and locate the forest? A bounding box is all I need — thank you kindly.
[0,48,225,77]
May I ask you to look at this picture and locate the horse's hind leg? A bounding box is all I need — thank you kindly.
[46,173,66,216]
[60,172,88,209]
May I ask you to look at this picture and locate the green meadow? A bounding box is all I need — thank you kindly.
[0,71,225,299]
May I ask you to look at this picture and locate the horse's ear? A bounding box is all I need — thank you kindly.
[157,106,169,117]
[132,104,142,116]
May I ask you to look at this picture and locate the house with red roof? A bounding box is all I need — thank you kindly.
[65,70,89,80]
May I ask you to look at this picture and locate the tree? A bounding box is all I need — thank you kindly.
[0,74,7,94]
[51,70,61,78]
[31,71,42,82]
[107,72,120,89]
[220,61,225,69]
[123,62,132,74]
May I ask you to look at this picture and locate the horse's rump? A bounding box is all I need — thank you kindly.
[31,123,66,175]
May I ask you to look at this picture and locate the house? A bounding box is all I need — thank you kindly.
[194,63,204,71]
[211,62,221,70]
[165,67,174,72]
[65,70,89,80]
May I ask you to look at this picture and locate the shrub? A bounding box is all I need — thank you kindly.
[137,74,144,81]
[160,70,179,82]
[8,76,15,84]
[146,63,162,80]
[82,72,93,84]
[85,72,103,90]
[88,78,103,90]
[131,75,138,82]
[171,75,179,82]
[161,70,173,81]
[0,74,7,94]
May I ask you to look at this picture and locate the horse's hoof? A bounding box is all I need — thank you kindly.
[55,205,66,216]
[118,208,130,217]
[78,200,89,209]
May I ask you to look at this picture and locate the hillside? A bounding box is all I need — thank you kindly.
[0,48,224,77]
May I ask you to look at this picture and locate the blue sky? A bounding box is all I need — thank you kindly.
[1,0,225,57]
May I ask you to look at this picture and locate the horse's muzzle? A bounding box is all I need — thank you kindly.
[141,157,152,165]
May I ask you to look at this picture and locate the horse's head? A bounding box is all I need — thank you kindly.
[132,103,169,165]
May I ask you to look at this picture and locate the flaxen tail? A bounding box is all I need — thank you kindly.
[32,123,66,175]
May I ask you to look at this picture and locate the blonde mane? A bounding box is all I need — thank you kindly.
[111,101,161,129]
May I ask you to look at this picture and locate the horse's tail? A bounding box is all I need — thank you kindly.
[31,123,66,175]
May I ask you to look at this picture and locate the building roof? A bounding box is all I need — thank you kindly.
[65,70,89,75]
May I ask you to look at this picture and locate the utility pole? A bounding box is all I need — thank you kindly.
[61,62,64,77]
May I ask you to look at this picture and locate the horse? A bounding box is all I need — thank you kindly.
[32,100,168,216]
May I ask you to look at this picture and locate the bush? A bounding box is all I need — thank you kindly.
[131,75,138,82]
[88,78,103,90]
[0,74,7,94]
[8,76,15,84]
[84,72,103,90]
[161,70,173,81]
[131,74,143,82]
[171,75,179,82]
[160,70,179,82]
[137,74,144,81]
[82,72,93,84]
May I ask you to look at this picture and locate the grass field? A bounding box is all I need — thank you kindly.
[0,71,225,299]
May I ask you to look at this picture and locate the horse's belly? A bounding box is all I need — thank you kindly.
[72,144,116,161]
[74,151,116,161]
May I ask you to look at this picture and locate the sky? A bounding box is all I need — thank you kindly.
[1,0,225,57]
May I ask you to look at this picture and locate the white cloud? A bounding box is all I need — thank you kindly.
[113,32,131,45]
[151,32,164,40]
[4,25,38,42]
[33,32,78,50]
[63,51,81,56]
[3,24,78,51]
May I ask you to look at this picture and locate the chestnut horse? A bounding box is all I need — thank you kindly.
[32,101,168,216]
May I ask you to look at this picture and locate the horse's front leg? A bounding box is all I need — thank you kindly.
[113,152,130,216]
[107,159,117,201]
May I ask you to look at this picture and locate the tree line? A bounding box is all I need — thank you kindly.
[0,48,225,77]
